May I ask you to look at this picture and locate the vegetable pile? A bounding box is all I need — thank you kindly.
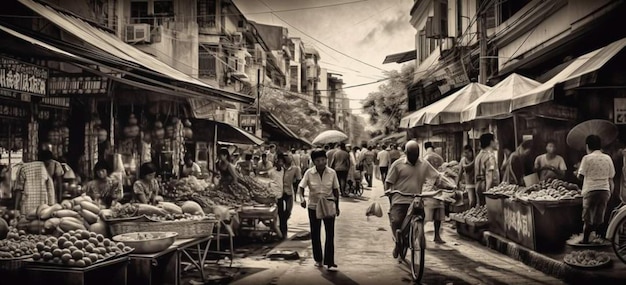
[17,194,107,237]
[32,230,132,267]
[486,182,520,197]
[0,227,48,259]
[517,179,582,201]
[105,201,216,222]
[564,250,611,267]
[451,206,488,223]
[165,177,214,199]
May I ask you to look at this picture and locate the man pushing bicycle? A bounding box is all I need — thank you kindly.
[384,141,456,259]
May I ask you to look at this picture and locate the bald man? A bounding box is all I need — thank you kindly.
[385,141,455,257]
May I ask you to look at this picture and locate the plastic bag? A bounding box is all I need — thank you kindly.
[212,205,232,222]
[365,202,383,218]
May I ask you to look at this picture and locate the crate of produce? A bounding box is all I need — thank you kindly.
[455,221,488,241]
[485,194,506,237]
[238,205,278,219]
[109,218,217,239]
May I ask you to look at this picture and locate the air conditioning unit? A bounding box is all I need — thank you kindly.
[125,24,151,43]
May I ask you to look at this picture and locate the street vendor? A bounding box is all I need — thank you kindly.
[132,163,160,205]
[181,154,202,178]
[457,145,476,207]
[84,161,121,208]
[257,153,274,177]
[14,161,55,216]
[217,148,239,185]
[534,140,567,181]
[577,135,615,244]
[475,133,500,206]
[503,140,533,186]
[237,153,254,176]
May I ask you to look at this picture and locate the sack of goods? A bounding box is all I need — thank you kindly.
[365,202,383,218]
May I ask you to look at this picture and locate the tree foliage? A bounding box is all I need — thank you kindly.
[362,64,414,135]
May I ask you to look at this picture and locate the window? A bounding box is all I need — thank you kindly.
[130,1,148,24]
[457,0,463,36]
[419,30,427,61]
[153,1,173,16]
[497,0,531,24]
[199,45,218,78]
[438,0,448,37]
[197,0,217,28]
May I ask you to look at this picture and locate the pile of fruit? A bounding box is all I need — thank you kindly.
[17,195,107,237]
[486,183,520,197]
[517,179,582,201]
[564,250,611,267]
[451,206,488,223]
[0,227,48,259]
[165,177,215,199]
[105,201,214,222]
[32,230,133,267]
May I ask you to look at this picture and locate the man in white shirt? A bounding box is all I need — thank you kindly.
[577,135,615,244]
[377,144,391,182]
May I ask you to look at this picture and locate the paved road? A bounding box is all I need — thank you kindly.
[231,178,566,285]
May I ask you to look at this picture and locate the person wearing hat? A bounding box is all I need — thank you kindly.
[298,148,340,271]
[133,163,160,205]
[577,135,615,244]
[84,161,122,208]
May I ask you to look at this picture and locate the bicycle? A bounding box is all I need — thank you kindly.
[606,202,626,263]
[382,189,442,283]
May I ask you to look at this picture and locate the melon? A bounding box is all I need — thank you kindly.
[89,220,108,237]
[181,201,204,215]
[0,218,8,239]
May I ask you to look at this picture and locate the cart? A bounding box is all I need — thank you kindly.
[237,204,281,242]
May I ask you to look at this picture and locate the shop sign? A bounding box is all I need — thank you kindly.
[504,199,535,249]
[0,56,48,96]
[239,114,257,134]
[534,103,577,121]
[0,101,29,119]
[48,76,108,95]
[614,98,626,125]
[433,60,469,95]
[41,97,70,108]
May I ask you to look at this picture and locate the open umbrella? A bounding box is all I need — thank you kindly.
[566,120,618,151]
[312,130,348,145]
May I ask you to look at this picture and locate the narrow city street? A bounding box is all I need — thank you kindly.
[230,178,565,285]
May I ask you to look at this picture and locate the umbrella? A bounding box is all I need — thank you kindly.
[312,130,348,145]
[566,120,618,151]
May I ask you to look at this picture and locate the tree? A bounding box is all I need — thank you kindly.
[348,114,367,145]
[260,88,330,141]
[362,64,414,135]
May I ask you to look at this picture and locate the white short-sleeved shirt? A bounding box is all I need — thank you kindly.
[377,150,391,167]
[299,167,340,210]
[534,154,567,181]
[268,168,285,198]
[578,150,615,195]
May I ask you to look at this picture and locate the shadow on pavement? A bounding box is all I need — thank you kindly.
[316,267,360,285]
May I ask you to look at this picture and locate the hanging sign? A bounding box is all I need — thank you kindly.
[533,103,577,121]
[0,56,48,96]
[240,114,257,134]
[0,100,29,119]
[41,97,71,109]
[614,98,626,125]
[48,76,108,95]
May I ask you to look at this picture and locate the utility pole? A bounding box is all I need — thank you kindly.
[256,69,262,137]
[478,7,488,84]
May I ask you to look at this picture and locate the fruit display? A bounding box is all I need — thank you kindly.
[451,206,488,223]
[0,227,48,259]
[564,250,611,267]
[146,213,216,222]
[16,194,108,237]
[165,176,214,199]
[516,179,582,201]
[31,229,133,267]
[106,201,214,222]
[486,182,520,197]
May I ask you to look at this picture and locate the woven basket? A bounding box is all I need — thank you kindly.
[0,255,31,271]
[109,218,217,239]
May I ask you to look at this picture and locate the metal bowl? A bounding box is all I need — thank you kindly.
[112,232,178,254]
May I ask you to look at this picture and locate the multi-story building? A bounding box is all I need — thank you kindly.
[304,44,322,101]
[318,68,329,109]
[251,22,292,89]
[327,73,346,129]
[289,37,306,93]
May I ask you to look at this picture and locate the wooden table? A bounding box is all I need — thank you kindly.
[23,256,129,285]
[127,236,213,285]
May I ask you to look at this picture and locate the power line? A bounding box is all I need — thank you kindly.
[256,0,388,73]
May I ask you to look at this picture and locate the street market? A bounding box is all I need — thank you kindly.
[1,0,626,284]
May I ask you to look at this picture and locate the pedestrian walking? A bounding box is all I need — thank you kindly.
[278,155,301,238]
[577,135,615,244]
[534,140,567,181]
[330,143,352,196]
[360,146,376,187]
[299,149,340,271]
[326,143,338,167]
[389,144,402,165]
[474,134,500,206]
[377,144,391,182]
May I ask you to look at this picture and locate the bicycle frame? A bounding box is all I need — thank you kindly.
[606,203,626,240]
[400,197,426,235]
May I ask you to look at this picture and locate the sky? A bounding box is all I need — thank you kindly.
[232,0,416,120]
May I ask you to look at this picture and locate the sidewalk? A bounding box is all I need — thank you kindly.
[482,231,626,284]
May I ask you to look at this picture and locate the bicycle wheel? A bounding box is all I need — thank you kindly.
[612,215,626,264]
[409,219,425,282]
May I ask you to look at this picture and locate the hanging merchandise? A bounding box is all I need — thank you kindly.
[183,119,193,139]
[26,121,39,162]
[172,119,184,177]
[154,121,165,140]
[141,132,152,163]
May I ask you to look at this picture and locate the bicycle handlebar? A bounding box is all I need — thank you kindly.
[380,190,442,198]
